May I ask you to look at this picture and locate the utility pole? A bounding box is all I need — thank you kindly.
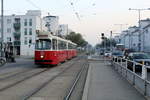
[129,8,150,52]
[1,0,4,57]
[110,31,113,52]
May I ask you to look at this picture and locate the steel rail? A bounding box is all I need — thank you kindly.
[0,68,35,81]
[64,62,88,100]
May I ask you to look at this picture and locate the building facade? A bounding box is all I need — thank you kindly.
[43,15,59,35]
[0,10,46,57]
[130,29,139,51]
[116,18,150,52]
[58,24,68,37]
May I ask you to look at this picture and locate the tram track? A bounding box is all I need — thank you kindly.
[0,68,35,81]
[64,62,89,100]
[22,56,84,100]
[0,55,83,100]
[0,68,50,92]
[25,56,88,100]
[0,60,36,81]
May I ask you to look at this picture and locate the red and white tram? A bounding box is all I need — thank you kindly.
[34,32,77,65]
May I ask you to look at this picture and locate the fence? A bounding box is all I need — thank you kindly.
[111,56,150,98]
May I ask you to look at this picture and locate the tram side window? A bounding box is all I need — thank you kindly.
[58,40,62,50]
[72,45,75,49]
[58,40,66,50]
[63,42,67,50]
[68,43,72,49]
[73,45,77,49]
[52,39,57,50]
[62,41,67,50]
[69,44,76,49]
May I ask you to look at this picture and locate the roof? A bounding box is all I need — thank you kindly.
[37,31,77,46]
[131,29,139,33]
[143,24,150,29]
[122,30,128,32]
[45,15,58,18]
[128,26,138,29]
[141,18,150,22]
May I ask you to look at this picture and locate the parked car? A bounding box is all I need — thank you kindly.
[127,52,150,70]
[123,49,135,59]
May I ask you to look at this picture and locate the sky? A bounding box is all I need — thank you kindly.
[2,0,150,46]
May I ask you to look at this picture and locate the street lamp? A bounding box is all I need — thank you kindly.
[129,8,150,51]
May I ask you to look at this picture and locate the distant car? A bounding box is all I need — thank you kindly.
[104,52,112,57]
[100,50,104,55]
[112,51,124,57]
[127,52,150,70]
[112,51,124,62]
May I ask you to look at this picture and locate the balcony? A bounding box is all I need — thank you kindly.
[13,32,21,38]
[14,41,20,46]
[13,23,21,30]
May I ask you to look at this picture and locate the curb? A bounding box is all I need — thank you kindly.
[82,63,92,100]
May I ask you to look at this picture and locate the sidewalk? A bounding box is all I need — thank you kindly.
[3,56,35,68]
[82,56,146,100]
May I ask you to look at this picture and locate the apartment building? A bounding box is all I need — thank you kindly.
[0,10,46,57]
[116,18,150,52]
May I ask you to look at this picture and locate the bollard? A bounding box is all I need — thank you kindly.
[120,58,123,74]
[117,57,120,72]
[121,58,123,66]
[125,59,128,69]
[125,59,128,78]
[141,64,148,96]
[142,65,147,80]
[133,62,135,73]
[133,62,136,85]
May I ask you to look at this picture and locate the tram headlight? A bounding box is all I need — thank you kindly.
[54,52,57,56]
[40,55,44,58]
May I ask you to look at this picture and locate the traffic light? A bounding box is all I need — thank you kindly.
[101,33,104,37]
[101,33,104,39]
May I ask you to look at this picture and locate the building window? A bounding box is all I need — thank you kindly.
[24,19,27,26]
[7,37,11,42]
[7,28,11,33]
[24,37,28,45]
[29,28,32,35]
[146,29,149,33]
[7,19,11,24]
[29,19,32,26]
[29,38,32,44]
[24,28,27,35]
